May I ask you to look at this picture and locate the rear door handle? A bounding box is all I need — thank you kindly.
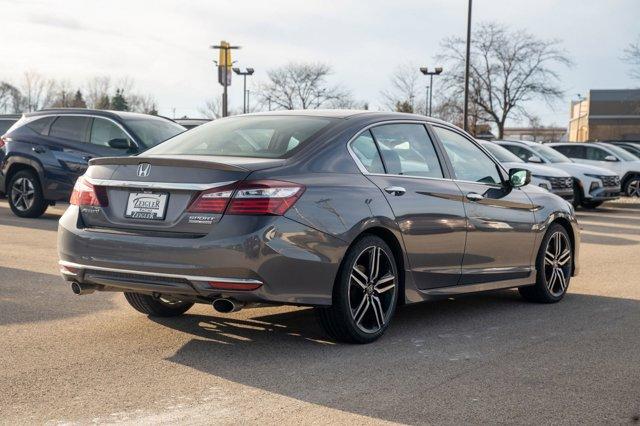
[466,192,484,202]
[384,186,406,196]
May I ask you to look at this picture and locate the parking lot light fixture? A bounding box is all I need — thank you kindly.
[233,67,255,114]
[419,67,444,116]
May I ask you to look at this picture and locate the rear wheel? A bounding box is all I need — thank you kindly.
[124,292,194,317]
[624,175,640,197]
[519,224,572,303]
[317,235,399,344]
[8,170,48,218]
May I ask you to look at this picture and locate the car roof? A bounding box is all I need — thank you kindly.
[25,108,174,122]
[240,109,453,125]
[494,139,540,147]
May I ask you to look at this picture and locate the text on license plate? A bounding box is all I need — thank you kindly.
[125,192,169,220]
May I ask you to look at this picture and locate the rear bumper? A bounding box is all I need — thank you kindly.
[57,206,346,306]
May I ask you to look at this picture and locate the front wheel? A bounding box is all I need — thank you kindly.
[317,235,399,344]
[624,175,640,197]
[124,292,194,317]
[519,224,572,303]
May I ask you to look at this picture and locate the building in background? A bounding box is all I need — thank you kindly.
[503,126,566,142]
[568,89,640,142]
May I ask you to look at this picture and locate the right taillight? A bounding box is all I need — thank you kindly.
[0,136,6,149]
[70,176,109,207]
[187,180,304,216]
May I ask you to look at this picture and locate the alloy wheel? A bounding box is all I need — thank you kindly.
[544,232,571,297]
[10,177,35,212]
[348,245,397,333]
[627,178,640,197]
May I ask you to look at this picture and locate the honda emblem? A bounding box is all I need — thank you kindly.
[137,163,151,177]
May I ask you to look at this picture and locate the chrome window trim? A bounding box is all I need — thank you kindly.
[84,177,236,191]
[346,119,509,188]
[59,260,263,284]
[31,113,140,148]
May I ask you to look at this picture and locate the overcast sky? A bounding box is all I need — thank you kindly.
[2,0,639,126]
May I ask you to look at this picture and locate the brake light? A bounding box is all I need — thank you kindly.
[227,180,304,215]
[0,136,6,149]
[70,176,109,207]
[187,183,236,213]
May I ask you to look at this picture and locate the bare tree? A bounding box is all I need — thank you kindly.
[622,36,640,81]
[128,94,158,114]
[199,98,223,119]
[0,82,22,113]
[85,76,111,109]
[437,22,572,138]
[381,63,426,114]
[20,71,55,111]
[258,63,352,110]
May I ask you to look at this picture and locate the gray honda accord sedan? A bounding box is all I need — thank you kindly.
[58,110,579,343]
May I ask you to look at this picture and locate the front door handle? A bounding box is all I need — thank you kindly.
[466,192,484,202]
[384,186,406,196]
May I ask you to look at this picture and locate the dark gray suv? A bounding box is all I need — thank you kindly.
[57,111,579,343]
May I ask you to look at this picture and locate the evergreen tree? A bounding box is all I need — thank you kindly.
[111,89,129,111]
[71,90,87,108]
[395,100,413,113]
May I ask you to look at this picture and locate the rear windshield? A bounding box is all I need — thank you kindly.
[145,116,336,158]
[123,117,185,149]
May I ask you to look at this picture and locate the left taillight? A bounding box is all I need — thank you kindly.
[0,135,6,149]
[70,176,109,207]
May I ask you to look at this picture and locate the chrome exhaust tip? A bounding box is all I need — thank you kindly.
[212,298,244,313]
[71,282,96,295]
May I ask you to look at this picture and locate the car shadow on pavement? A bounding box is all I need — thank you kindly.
[580,233,639,246]
[155,290,640,424]
[0,210,62,232]
[0,266,115,325]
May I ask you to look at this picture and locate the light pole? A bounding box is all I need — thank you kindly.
[211,42,241,117]
[232,67,254,114]
[419,67,443,116]
[463,0,473,131]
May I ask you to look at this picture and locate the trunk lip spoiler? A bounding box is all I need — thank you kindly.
[89,156,250,172]
[85,177,237,191]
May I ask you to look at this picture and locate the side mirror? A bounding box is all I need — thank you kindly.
[528,155,543,163]
[108,138,131,150]
[604,155,618,162]
[509,168,531,188]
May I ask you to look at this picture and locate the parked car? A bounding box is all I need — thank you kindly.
[0,109,185,217]
[174,118,211,130]
[58,111,579,343]
[548,142,640,197]
[604,141,640,158]
[494,140,620,208]
[0,114,20,135]
[480,141,574,203]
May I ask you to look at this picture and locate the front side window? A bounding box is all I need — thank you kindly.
[501,144,534,162]
[49,116,91,142]
[584,146,612,161]
[482,142,524,163]
[370,124,443,178]
[434,127,502,184]
[146,116,335,158]
[529,144,571,163]
[123,117,185,149]
[350,130,385,174]
[90,118,130,148]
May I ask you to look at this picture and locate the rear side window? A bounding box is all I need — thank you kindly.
[146,116,335,158]
[25,116,55,135]
[371,124,443,178]
[49,116,91,142]
[350,130,385,174]
[0,120,17,134]
[584,146,610,161]
[90,118,130,147]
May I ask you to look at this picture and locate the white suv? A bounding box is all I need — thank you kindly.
[495,140,621,208]
[548,142,640,197]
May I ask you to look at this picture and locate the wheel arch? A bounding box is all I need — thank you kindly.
[549,216,577,276]
[621,171,640,190]
[4,157,44,193]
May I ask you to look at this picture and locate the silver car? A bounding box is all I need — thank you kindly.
[58,111,579,343]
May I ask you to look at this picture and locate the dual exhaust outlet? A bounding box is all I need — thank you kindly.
[71,282,244,313]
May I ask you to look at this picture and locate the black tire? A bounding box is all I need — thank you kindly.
[316,235,399,344]
[519,223,572,303]
[581,200,603,209]
[623,175,640,197]
[7,169,48,218]
[572,180,583,209]
[124,292,194,317]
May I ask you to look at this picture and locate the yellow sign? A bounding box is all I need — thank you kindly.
[218,40,232,68]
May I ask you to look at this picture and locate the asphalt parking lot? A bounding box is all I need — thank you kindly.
[1,199,639,425]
